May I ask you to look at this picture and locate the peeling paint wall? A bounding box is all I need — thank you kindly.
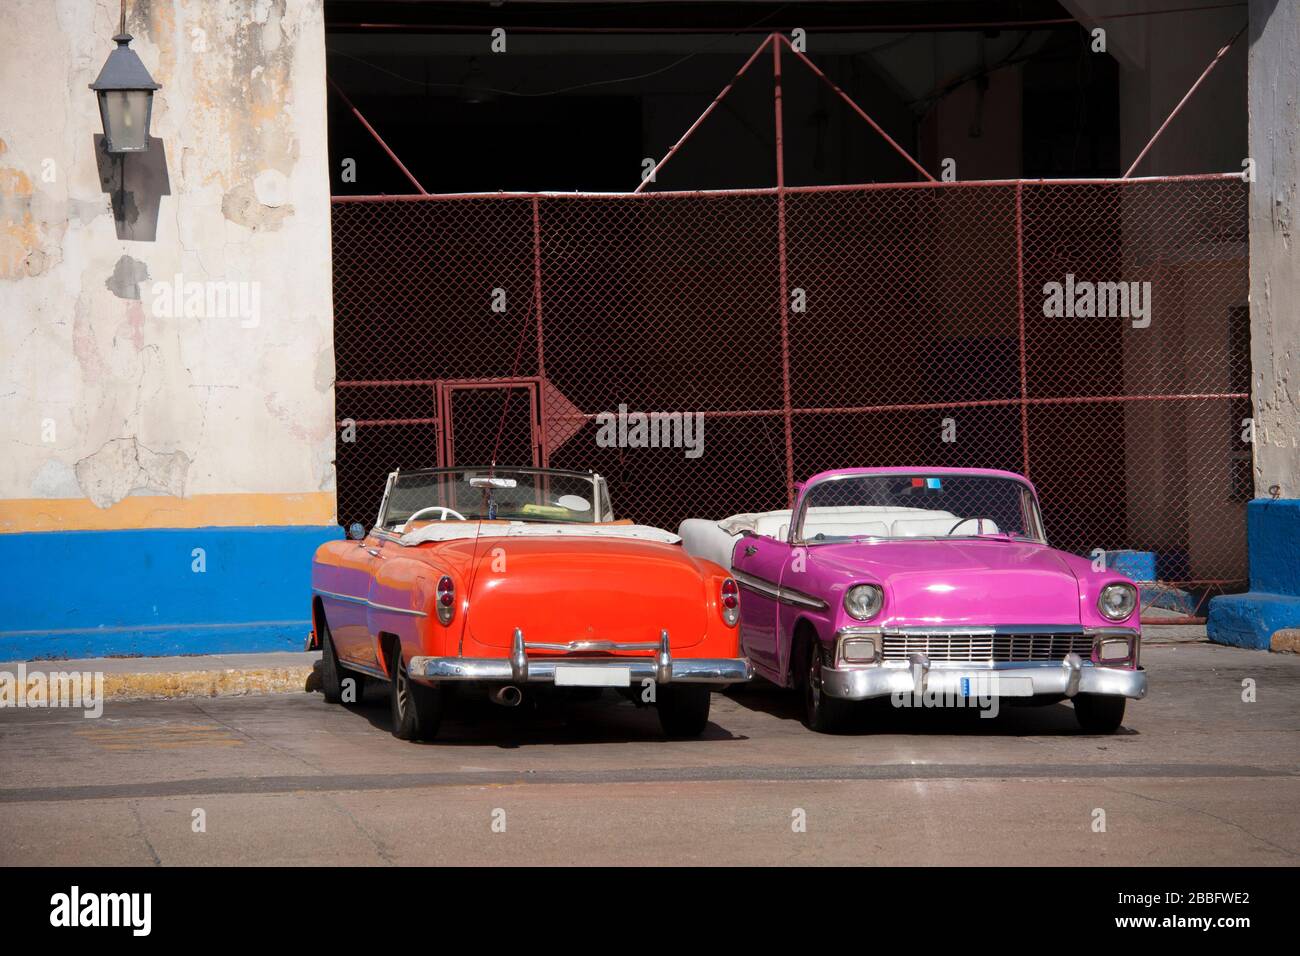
[0,0,334,529]
[1248,0,1300,499]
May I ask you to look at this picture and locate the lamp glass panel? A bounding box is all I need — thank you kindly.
[99,90,151,152]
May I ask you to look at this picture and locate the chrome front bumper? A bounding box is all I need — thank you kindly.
[820,652,1147,701]
[409,628,753,685]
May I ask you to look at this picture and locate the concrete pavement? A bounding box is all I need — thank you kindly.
[0,641,1296,865]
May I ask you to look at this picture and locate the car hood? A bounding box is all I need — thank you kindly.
[456,536,711,649]
[808,539,1085,627]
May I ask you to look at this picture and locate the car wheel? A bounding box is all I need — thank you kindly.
[320,616,345,704]
[802,638,852,734]
[656,684,711,738]
[388,643,443,741]
[1074,693,1126,734]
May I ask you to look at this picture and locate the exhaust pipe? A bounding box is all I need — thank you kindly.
[490,685,523,708]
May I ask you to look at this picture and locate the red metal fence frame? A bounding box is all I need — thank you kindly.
[331,172,1250,625]
[328,30,1250,623]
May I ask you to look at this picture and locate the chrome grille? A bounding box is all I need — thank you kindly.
[881,632,1094,663]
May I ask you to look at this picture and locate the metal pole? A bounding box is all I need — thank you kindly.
[326,76,429,195]
[1122,23,1246,178]
[1016,182,1030,478]
[773,36,796,507]
[634,34,774,194]
[777,34,937,183]
[532,198,545,378]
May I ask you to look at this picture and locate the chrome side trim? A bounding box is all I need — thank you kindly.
[733,569,780,600]
[312,588,428,618]
[314,587,367,606]
[780,585,830,611]
[370,601,428,618]
[732,570,829,611]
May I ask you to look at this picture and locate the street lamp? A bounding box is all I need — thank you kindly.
[89,1,160,153]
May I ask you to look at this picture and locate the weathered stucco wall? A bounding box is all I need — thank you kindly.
[0,0,335,533]
[1248,0,1299,499]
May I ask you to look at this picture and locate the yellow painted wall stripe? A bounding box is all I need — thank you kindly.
[0,492,337,533]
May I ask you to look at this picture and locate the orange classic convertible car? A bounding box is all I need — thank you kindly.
[309,466,751,741]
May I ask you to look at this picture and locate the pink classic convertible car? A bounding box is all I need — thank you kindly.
[680,467,1146,734]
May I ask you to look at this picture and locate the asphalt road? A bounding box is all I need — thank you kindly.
[2,642,1297,865]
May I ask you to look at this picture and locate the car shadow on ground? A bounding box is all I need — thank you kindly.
[722,680,1139,737]
[315,666,748,747]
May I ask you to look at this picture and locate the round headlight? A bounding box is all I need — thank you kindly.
[844,584,884,621]
[1098,583,1138,621]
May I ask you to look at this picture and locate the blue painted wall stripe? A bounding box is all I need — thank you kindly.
[0,525,342,659]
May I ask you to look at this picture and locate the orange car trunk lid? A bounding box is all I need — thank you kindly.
[464,536,708,650]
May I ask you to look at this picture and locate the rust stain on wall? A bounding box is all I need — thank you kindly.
[153,0,306,229]
[134,0,178,82]
[0,166,43,279]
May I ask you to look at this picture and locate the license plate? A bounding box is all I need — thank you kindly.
[553,665,631,687]
[955,674,1033,697]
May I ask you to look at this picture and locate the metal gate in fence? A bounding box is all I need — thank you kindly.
[331,173,1249,616]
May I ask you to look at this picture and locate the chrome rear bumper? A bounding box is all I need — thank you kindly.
[820,652,1147,701]
[409,628,752,685]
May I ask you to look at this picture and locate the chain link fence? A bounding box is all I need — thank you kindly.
[332,174,1249,613]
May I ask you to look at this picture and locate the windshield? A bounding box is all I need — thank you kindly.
[379,468,608,530]
[793,473,1045,544]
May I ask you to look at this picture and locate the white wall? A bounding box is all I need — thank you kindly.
[0,0,335,532]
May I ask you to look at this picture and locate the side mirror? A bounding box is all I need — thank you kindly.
[348,522,366,541]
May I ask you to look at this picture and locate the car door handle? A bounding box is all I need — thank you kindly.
[744,545,758,556]
[366,548,381,557]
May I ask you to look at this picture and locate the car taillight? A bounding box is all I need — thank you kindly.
[436,575,455,626]
[721,578,739,626]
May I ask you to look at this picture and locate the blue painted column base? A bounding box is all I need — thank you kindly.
[1207,592,1300,650]
[1208,499,1300,650]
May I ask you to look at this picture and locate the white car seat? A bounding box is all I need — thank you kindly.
[891,516,998,537]
[680,507,996,571]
